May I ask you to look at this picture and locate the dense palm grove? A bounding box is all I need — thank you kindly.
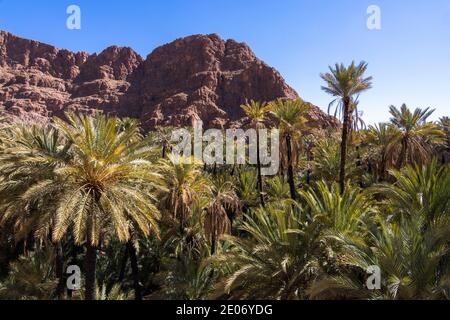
[0,62,449,300]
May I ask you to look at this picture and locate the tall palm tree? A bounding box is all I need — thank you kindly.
[321,61,373,192]
[20,113,163,300]
[241,100,272,207]
[270,98,309,200]
[389,104,443,167]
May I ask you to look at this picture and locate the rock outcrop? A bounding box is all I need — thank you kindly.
[0,30,338,130]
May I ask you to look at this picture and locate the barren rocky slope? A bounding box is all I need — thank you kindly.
[0,30,338,130]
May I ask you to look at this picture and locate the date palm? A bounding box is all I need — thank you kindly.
[321,61,373,192]
[312,137,361,184]
[365,123,402,181]
[23,113,164,300]
[389,104,443,167]
[203,177,241,254]
[266,176,291,204]
[153,126,176,159]
[310,212,450,300]
[0,124,72,298]
[235,168,259,211]
[158,155,208,232]
[375,160,450,223]
[0,248,57,300]
[241,100,272,207]
[310,162,450,299]
[209,203,322,299]
[270,98,309,200]
[300,181,373,239]
[438,116,450,164]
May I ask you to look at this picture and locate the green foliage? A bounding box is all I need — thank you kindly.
[209,203,322,299]
[0,249,57,300]
[0,91,447,301]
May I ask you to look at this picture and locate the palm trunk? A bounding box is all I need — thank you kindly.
[397,137,407,168]
[210,227,216,256]
[286,135,297,200]
[162,143,167,159]
[306,147,312,185]
[85,240,97,300]
[230,164,236,176]
[118,246,129,283]
[55,242,65,299]
[379,152,387,182]
[127,241,142,301]
[339,97,350,194]
[256,130,265,208]
[67,242,80,298]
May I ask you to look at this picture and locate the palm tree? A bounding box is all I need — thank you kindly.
[375,160,450,223]
[321,61,373,193]
[241,100,272,207]
[266,176,291,204]
[270,98,309,200]
[0,248,58,300]
[209,203,322,299]
[203,177,241,254]
[300,181,375,299]
[311,136,361,184]
[309,212,450,299]
[235,168,259,212]
[158,155,207,232]
[300,181,373,239]
[0,124,72,299]
[153,126,176,159]
[20,113,163,300]
[438,116,450,164]
[309,162,450,299]
[365,123,401,181]
[389,104,443,167]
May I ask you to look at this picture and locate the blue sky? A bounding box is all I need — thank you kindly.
[0,0,449,124]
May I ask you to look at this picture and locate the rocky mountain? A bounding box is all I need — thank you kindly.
[0,30,338,130]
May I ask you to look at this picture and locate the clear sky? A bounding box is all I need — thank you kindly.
[0,0,449,124]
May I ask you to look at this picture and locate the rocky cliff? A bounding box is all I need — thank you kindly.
[0,30,338,130]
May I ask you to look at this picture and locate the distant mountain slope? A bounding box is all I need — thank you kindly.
[0,30,338,130]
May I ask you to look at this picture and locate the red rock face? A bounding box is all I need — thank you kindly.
[0,30,338,130]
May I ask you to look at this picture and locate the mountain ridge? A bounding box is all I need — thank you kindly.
[0,30,338,130]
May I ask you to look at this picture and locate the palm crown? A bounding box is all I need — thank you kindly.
[321,61,373,115]
[49,113,163,245]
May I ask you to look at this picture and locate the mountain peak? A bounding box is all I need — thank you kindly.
[0,30,338,129]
